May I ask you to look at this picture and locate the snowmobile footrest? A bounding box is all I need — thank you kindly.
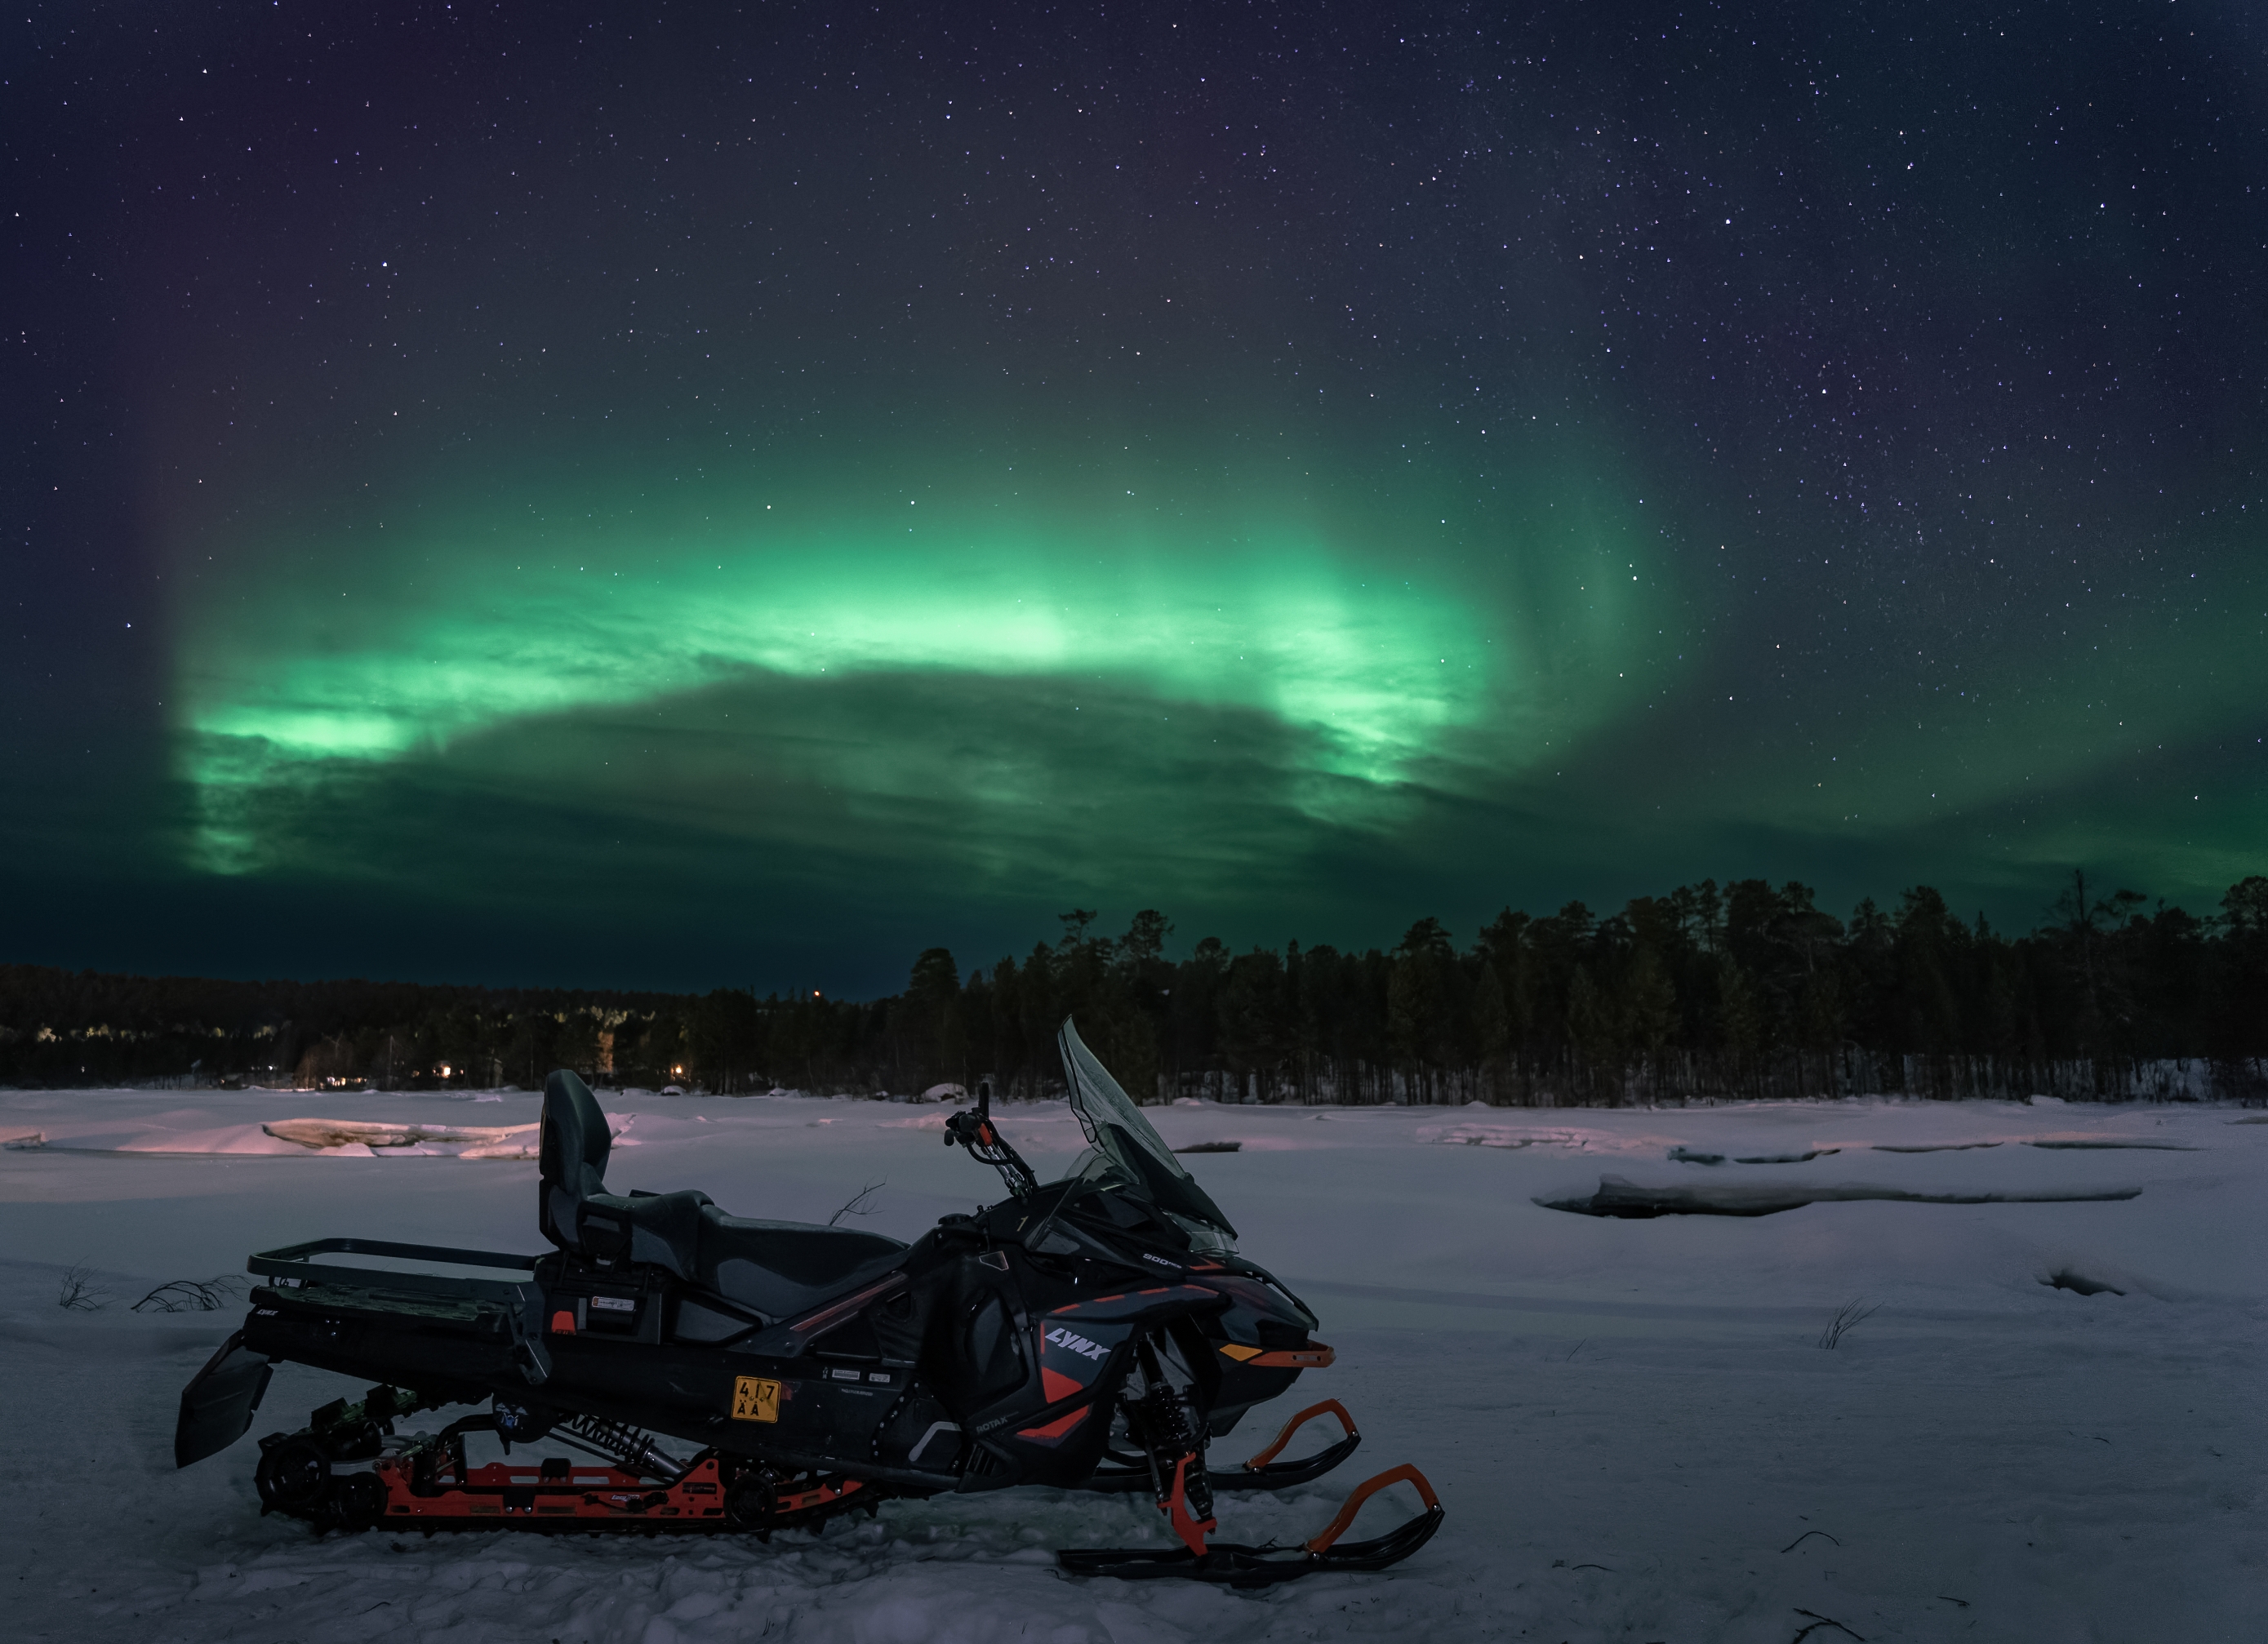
[1057,1463,1443,1588]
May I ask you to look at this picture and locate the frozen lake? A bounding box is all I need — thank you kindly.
[2,1085,2260,1642]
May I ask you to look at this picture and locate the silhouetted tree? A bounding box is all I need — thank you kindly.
[10,870,2266,1104]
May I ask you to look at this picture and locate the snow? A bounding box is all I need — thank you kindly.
[2,1086,2261,1642]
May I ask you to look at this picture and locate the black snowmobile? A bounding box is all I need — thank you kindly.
[175,1019,1440,1586]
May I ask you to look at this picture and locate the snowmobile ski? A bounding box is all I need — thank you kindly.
[1057,1462,1444,1588]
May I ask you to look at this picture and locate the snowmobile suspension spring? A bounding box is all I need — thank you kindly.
[550,1415,687,1482]
[1126,1334,1213,1524]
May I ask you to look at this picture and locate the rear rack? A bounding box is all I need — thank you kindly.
[251,1237,543,1308]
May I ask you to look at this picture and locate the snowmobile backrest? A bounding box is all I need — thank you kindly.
[536,1067,906,1309]
[540,1069,613,1251]
[538,1070,715,1276]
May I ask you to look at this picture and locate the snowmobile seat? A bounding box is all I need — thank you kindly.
[694,1213,905,1320]
[539,1069,905,1320]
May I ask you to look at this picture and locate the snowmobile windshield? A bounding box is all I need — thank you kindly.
[1056,1016,1239,1242]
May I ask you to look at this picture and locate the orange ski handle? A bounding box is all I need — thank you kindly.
[1243,1399,1359,1470]
[1303,1464,1442,1553]
[1163,1453,1218,1555]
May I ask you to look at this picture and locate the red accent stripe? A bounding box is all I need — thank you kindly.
[1016,1405,1090,1441]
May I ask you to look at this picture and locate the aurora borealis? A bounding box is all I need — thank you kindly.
[10,2,2267,990]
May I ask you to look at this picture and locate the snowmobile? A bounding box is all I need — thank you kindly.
[174,1019,1441,1587]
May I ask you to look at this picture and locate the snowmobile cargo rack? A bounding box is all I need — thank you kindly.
[235,1237,558,1410]
[249,1237,542,1304]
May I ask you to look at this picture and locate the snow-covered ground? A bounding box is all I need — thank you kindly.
[2,1085,2261,1642]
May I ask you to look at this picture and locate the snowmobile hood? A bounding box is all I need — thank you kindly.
[1056,1016,1238,1242]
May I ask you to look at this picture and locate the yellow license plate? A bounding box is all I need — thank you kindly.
[731,1375,780,1423]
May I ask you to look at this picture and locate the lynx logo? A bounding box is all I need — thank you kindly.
[1044,1326,1110,1362]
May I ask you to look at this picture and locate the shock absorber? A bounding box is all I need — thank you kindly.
[1125,1333,1215,1542]
[550,1414,687,1482]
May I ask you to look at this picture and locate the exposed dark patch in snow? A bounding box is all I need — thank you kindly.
[2043,1269,2127,1297]
[1537,1176,2145,1219]
[2027,1140,2199,1152]
[1873,1142,2003,1153]
[1172,1140,1241,1154]
[1670,1146,1838,1165]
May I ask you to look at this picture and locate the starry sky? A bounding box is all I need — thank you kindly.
[8,1,2265,992]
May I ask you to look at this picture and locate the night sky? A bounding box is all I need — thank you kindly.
[8,2,2265,993]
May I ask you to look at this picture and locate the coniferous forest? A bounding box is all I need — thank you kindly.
[5,872,2265,1104]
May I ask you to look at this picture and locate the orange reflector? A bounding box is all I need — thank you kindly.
[1250,1341,1336,1368]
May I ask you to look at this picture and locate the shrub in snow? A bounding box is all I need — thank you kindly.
[56,1264,109,1311]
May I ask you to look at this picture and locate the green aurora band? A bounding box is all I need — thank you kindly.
[172,446,1666,897]
[18,2,2268,990]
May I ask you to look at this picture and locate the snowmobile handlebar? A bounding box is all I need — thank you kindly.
[943,1090,1039,1199]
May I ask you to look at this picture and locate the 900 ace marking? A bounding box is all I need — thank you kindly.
[173,1018,1441,1585]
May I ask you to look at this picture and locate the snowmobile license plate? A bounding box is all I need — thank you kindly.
[731,1376,781,1423]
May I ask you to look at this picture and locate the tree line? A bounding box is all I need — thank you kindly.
[4,871,2265,1104]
